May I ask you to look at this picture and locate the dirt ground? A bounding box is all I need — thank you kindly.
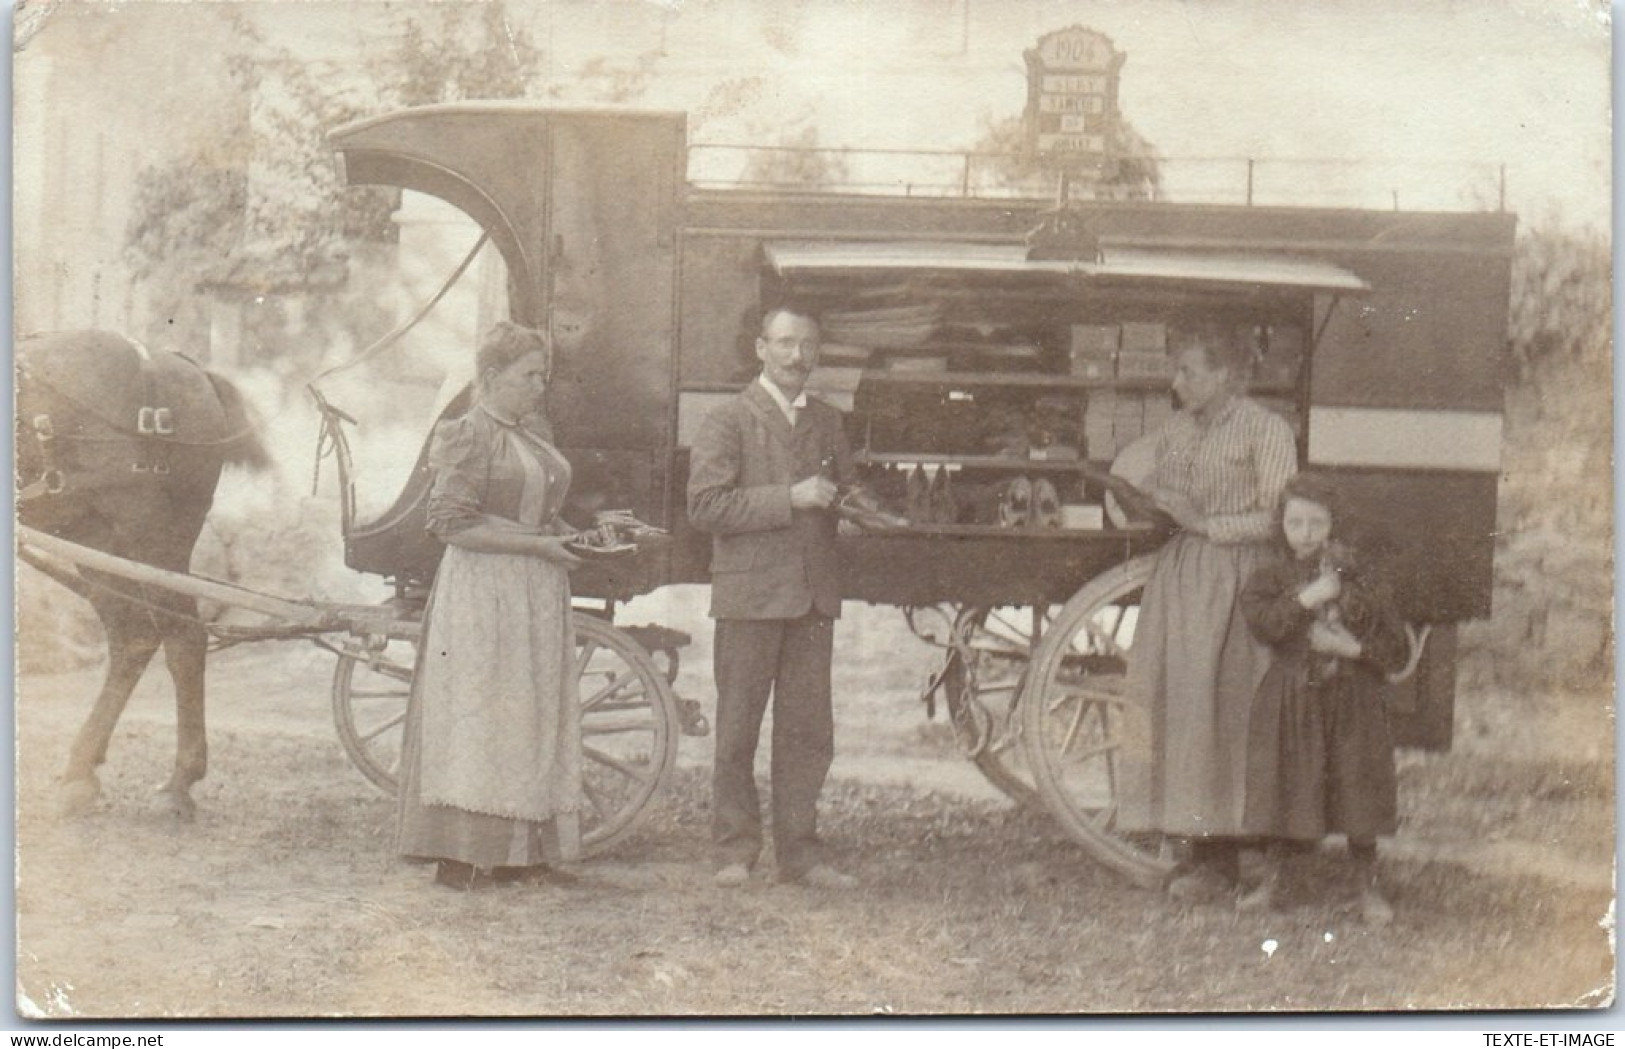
[12,596,1617,1020]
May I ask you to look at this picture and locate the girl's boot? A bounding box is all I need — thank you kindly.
[1352,842,1393,926]
[1237,842,1282,913]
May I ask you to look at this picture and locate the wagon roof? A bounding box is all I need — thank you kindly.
[761,240,1371,294]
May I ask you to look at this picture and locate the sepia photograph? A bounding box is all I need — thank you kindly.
[10,0,1614,1021]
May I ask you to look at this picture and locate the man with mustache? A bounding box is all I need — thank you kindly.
[687,303,860,891]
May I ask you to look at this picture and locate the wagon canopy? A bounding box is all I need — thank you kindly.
[761,240,1371,295]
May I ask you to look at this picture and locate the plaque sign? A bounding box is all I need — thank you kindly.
[1024,26,1125,174]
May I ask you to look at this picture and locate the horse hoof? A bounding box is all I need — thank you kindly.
[155,786,197,822]
[58,778,100,818]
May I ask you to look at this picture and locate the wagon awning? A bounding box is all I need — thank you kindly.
[761,240,1370,294]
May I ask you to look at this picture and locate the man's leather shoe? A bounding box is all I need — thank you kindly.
[434,860,491,891]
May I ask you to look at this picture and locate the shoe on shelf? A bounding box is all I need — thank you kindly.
[713,862,751,888]
[905,466,931,524]
[1031,478,1061,528]
[999,476,1032,528]
[791,864,858,890]
[929,467,959,525]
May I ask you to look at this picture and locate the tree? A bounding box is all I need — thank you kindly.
[123,3,548,327]
[968,113,1162,201]
[740,121,851,191]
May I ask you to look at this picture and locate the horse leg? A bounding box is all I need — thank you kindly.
[61,599,162,817]
[155,599,208,821]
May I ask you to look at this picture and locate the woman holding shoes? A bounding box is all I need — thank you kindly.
[395,321,587,891]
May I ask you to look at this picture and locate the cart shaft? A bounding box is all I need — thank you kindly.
[17,524,340,630]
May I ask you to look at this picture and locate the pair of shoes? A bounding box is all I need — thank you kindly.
[433,860,492,891]
[1031,478,1061,528]
[790,864,858,890]
[713,862,751,888]
[999,477,1032,527]
[906,467,931,524]
[1166,864,1234,904]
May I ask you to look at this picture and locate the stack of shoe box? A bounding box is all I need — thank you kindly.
[1069,324,1119,380]
[1115,322,1171,383]
[1083,388,1118,461]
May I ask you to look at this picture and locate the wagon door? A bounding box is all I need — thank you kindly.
[330,104,686,601]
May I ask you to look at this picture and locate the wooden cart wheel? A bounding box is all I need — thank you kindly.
[331,611,680,856]
[937,606,1048,810]
[569,614,680,853]
[1019,554,1175,889]
[331,631,416,794]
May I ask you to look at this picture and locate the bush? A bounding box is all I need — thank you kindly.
[1460,223,1613,692]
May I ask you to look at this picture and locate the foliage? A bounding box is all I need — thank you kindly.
[570,48,667,104]
[390,4,544,106]
[1506,224,1611,382]
[970,113,1162,199]
[123,4,547,308]
[1460,221,1613,690]
[740,121,852,190]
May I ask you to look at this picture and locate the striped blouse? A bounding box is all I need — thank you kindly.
[1148,396,1298,545]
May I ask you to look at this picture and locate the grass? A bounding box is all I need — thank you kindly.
[13,638,1615,1018]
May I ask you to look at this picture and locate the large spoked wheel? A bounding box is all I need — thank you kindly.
[570,614,680,853]
[331,611,680,856]
[1020,554,1174,889]
[935,606,1051,810]
[331,629,418,793]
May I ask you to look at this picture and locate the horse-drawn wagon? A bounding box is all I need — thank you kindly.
[18,102,1516,886]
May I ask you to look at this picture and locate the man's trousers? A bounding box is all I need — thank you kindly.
[710,613,835,878]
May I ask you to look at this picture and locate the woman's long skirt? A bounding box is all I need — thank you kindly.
[1118,533,1272,838]
[396,546,581,868]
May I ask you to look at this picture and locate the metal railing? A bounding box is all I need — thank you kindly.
[687,143,1509,212]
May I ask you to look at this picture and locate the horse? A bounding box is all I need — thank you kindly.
[16,330,271,819]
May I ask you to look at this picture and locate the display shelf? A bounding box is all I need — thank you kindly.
[858,369,1171,392]
[858,522,1157,539]
[854,452,1107,472]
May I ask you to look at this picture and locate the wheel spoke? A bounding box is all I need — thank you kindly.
[580,670,643,712]
[582,744,655,786]
[358,710,407,744]
[582,718,657,736]
[581,776,616,819]
[573,639,600,679]
[1048,681,1126,709]
[1055,691,1090,755]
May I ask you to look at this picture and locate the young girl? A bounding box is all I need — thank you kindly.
[1237,473,1411,924]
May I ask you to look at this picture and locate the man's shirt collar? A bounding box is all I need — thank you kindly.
[758,375,808,423]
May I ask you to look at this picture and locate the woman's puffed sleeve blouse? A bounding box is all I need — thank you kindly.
[424,414,490,540]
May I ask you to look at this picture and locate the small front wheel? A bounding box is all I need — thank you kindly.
[330,611,680,856]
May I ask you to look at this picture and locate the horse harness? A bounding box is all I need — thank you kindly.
[19,337,182,503]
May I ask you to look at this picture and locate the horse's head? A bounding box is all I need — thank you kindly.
[15,340,78,532]
[14,332,138,535]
